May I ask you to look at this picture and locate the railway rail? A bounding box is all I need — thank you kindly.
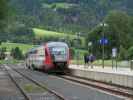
[0,65,28,100]
[4,65,66,100]
[59,75,133,98]
[3,66,30,100]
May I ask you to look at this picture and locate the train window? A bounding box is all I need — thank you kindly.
[32,50,37,54]
[38,47,45,56]
[51,47,66,55]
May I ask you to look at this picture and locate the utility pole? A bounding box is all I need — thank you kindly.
[75,32,81,66]
[100,23,108,68]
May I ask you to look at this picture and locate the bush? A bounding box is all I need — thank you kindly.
[11,47,24,60]
[0,47,6,60]
[70,48,88,60]
[69,48,75,59]
[127,46,133,60]
[118,45,128,60]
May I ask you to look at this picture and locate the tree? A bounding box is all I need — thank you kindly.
[118,45,128,60]
[127,46,133,60]
[87,10,133,60]
[105,10,132,49]
[0,47,6,60]
[0,0,8,30]
[11,47,23,60]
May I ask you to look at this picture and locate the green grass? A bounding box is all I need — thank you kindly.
[93,60,130,67]
[71,60,84,65]
[33,28,67,38]
[42,3,77,9]
[71,60,130,68]
[0,42,34,54]
[33,28,86,47]
[0,59,22,64]
[71,60,110,65]
[23,84,46,93]
[72,48,88,59]
[93,60,112,66]
[33,28,77,39]
[42,3,51,8]
[54,3,77,9]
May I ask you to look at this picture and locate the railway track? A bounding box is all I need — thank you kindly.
[3,65,30,100]
[0,65,28,100]
[4,65,66,100]
[59,75,133,98]
[5,64,132,100]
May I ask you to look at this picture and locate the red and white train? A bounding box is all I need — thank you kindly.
[25,42,70,73]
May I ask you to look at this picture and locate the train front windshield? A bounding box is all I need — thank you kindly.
[50,47,67,55]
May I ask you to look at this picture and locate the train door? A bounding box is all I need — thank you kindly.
[31,50,37,69]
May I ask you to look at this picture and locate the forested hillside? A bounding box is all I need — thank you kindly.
[8,0,133,34]
[0,0,133,59]
[1,0,133,45]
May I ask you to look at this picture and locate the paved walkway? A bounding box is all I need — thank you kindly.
[69,64,133,76]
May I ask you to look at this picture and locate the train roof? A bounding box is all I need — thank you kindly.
[47,42,68,47]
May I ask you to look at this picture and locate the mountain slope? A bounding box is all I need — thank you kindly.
[7,0,133,39]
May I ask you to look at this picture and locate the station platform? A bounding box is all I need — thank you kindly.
[69,64,133,88]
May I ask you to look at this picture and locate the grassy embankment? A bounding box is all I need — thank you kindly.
[0,42,34,54]
[33,28,86,47]
[42,2,77,9]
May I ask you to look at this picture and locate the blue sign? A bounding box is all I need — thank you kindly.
[99,38,108,45]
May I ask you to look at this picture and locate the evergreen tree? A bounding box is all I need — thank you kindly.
[0,47,6,60]
[11,47,23,60]
[0,0,8,30]
[87,10,133,60]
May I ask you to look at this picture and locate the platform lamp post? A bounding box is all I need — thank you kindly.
[100,23,108,69]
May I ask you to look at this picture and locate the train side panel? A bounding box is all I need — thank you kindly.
[35,46,45,69]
